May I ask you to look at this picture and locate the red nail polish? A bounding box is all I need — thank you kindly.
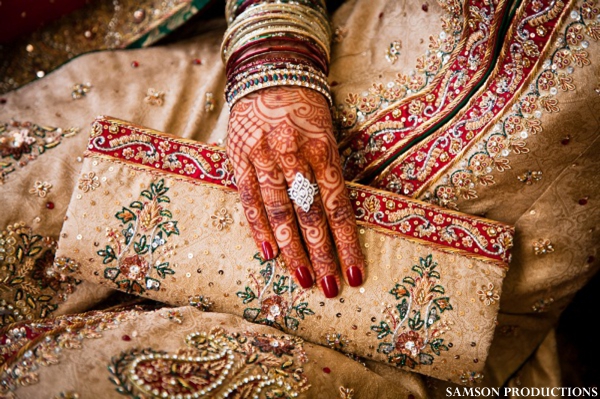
[295,267,313,289]
[321,275,338,298]
[346,266,363,287]
[261,241,274,260]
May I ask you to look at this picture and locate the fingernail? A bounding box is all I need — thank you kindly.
[321,275,339,298]
[295,267,314,289]
[261,241,274,260]
[346,266,363,287]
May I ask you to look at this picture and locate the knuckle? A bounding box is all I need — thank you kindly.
[298,206,324,226]
[266,202,295,224]
[329,204,354,226]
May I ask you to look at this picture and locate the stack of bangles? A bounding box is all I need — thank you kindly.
[223,0,331,108]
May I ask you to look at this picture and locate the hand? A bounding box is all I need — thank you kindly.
[227,86,366,298]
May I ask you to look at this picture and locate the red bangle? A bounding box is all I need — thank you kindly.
[226,37,328,76]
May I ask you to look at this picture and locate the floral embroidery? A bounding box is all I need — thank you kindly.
[144,88,165,106]
[205,92,215,112]
[532,297,555,313]
[385,40,403,64]
[78,172,100,192]
[108,328,310,398]
[236,254,314,331]
[71,83,92,100]
[460,371,484,385]
[0,223,80,326]
[533,239,554,255]
[211,208,233,231]
[0,121,79,184]
[324,329,351,351]
[476,283,500,306]
[28,180,52,197]
[371,255,452,369]
[98,179,180,294]
[188,295,214,311]
[339,386,355,399]
[159,308,184,324]
[517,170,543,184]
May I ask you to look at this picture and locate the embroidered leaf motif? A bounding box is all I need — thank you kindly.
[97,245,117,264]
[430,285,445,294]
[371,321,392,339]
[294,302,315,320]
[434,297,453,312]
[237,287,256,304]
[160,221,179,236]
[390,283,409,299]
[134,235,148,255]
[155,262,175,278]
[408,311,424,331]
[285,316,299,331]
[115,207,136,223]
[130,201,144,210]
[243,308,261,322]
[397,298,409,319]
[104,267,119,280]
[419,353,434,365]
[273,276,289,295]
[430,338,449,356]
[402,277,415,286]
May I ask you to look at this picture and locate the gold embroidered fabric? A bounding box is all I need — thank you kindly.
[54,117,513,383]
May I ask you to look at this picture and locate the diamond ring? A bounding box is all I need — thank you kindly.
[288,172,318,212]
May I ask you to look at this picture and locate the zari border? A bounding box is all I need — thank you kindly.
[339,0,511,181]
[85,116,514,266]
[374,0,572,196]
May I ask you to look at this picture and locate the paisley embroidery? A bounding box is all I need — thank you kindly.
[0,121,79,184]
[0,223,80,327]
[371,255,452,369]
[108,328,310,398]
[236,255,314,331]
[99,178,180,294]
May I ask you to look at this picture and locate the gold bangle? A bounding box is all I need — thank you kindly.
[224,26,330,63]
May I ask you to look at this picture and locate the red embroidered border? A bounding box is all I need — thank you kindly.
[86,117,514,266]
[374,0,571,195]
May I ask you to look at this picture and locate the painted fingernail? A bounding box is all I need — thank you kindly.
[321,275,339,298]
[295,267,314,289]
[346,266,363,287]
[261,241,274,260]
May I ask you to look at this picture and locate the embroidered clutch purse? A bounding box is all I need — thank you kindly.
[55,116,514,383]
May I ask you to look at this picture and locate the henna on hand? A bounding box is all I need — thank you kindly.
[227,86,366,298]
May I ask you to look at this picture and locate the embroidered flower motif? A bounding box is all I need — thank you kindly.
[122,148,134,159]
[519,94,538,114]
[183,163,197,175]
[261,295,288,322]
[339,386,355,399]
[385,41,402,64]
[532,297,555,313]
[188,295,213,311]
[29,181,52,197]
[78,172,100,192]
[71,83,92,100]
[119,255,149,281]
[211,208,233,231]
[517,170,542,184]
[395,331,425,357]
[160,309,184,324]
[477,283,500,306]
[144,88,165,106]
[204,92,215,112]
[460,371,484,386]
[324,331,350,351]
[408,99,425,116]
[533,239,554,255]
[251,336,296,357]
